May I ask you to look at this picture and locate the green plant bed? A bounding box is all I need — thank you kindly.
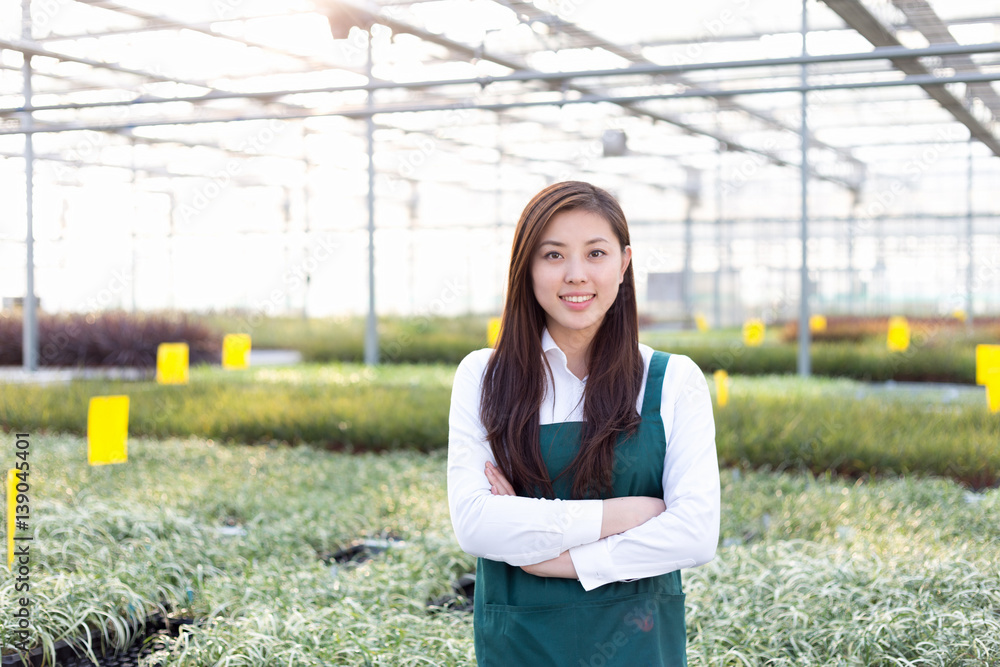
[712,375,1000,489]
[2,363,999,486]
[199,312,491,365]
[0,363,454,453]
[209,312,991,382]
[642,337,981,384]
[6,309,993,383]
[0,435,997,665]
[641,323,1000,384]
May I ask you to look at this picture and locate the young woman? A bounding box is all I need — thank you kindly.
[447,181,720,666]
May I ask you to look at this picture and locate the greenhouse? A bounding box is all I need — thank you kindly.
[1,0,999,665]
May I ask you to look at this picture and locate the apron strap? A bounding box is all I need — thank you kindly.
[640,350,670,415]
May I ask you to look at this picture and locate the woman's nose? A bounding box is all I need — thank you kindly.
[564,257,587,283]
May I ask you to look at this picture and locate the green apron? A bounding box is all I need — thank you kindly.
[474,351,687,667]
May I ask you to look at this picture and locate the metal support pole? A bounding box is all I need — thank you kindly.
[714,142,723,329]
[847,189,859,316]
[408,180,418,314]
[797,0,811,377]
[364,28,378,365]
[302,127,312,320]
[965,138,974,331]
[167,192,176,311]
[683,198,694,328]
[683,167,700,328]
[282,185,293,313]
[130,136,138,312]
[21,0,37,372]
[495,112,505,314]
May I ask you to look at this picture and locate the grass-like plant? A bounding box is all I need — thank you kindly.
[2,363,998,486]
[197,311,997,383]
[6,310,995,382]
[0,435,997,665]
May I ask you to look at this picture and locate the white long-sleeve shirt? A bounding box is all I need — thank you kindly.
[447,327,721,591]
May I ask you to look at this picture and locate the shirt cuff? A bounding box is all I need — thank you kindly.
[559,498,604,552]
[568,538,615,591]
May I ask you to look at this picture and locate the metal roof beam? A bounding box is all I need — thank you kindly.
[342,0,859,188]
[492,0,865,182]
[823,0,1000,157]
[34,11,295,41]
[0,35,208,86]
[890,0,1000,119]
[632,15,1000,49]
[71,0,368,76]
[6,41,999,114]
[0,32,356,131]
[7,69,995,134]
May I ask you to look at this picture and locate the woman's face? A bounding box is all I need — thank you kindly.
[530,208,632,345]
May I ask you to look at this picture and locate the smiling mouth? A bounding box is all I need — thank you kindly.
[560,295,595,303]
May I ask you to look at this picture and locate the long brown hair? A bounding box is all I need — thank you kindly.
[480,181,644,500]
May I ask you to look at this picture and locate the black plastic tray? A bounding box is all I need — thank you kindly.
[1,613,194,667]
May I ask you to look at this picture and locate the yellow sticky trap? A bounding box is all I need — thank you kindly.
[887,316,910,352]
[487,317,501,348]
[714,370,730,408]
[975,344,1000,386]
[88,395,129,466]
[222,334,252,370]
[157,342,189,384]
[694,313,709,332]
[952,309,967,323]
[6,469,16,568]
[742,319,765,347]
[987,382,1000,414]
[809,315,827,333]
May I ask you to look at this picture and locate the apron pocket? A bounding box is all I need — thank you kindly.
[477,592,687,667]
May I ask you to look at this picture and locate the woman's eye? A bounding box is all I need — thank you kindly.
[589,249,606,258]
[544,251,561,259]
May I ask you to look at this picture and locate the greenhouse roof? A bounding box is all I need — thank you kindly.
[1,0,998,323]
[1,0,997,192]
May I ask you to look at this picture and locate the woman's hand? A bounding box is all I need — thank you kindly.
[486,460,664,537]
[521,550,578,578]
[600,496,666,538]
[485,460,516,496]
[484,462,576,577]
[485,460,662,579]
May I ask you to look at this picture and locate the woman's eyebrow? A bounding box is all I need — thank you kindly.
[539,237,609,247]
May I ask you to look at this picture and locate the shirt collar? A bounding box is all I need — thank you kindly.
[541,326,560,354]
[541,326,587,382]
